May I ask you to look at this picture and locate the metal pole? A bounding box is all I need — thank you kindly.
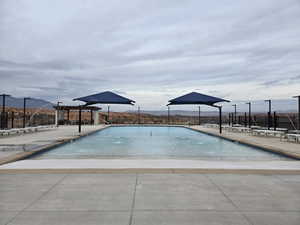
[293,96,300,130]
[246,102,251,128]
[23,98,26,128]
[298,96,300,130]
[78,105,82,133]
[56,101,62,127]
[1,94,10,129]
[138,106,140,124]
[67,110,70,123]
[232,104,237,125]
[167,106,170,125]
[107,105,110,123]
[244,112,247,127]
[23,98,31,128]
[219,106,222,134]
[198,106,201,125]
[90,110,93,125]
[2,96,4,118]
[273,111,277,130]
[11,111,14,128]
[265,100,271,130]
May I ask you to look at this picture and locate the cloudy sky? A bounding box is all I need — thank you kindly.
[0,0,299,111]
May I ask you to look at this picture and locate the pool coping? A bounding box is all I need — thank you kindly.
[1,159,300,174]
[0,124,299,174]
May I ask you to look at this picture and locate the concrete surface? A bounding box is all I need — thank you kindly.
[1,159,300,174]
[0,125,107,164]
[190,126,300,159]
[0,173,299,225]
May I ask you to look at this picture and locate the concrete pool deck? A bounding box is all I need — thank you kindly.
[0,173,299,225]
[188,126,300,159]
[0,125,108,165]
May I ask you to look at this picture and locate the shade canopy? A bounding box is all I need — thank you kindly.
[167,92,230,134]
[168,92,229,106]
[73,91,135,105]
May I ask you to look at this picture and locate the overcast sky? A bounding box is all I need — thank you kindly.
[0,0,299,111]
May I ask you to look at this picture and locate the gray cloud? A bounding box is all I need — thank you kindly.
[0,0,299,110]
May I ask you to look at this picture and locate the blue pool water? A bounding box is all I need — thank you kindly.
[34,126,291,160]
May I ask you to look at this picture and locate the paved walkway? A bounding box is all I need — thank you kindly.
[190,126,300,159]
[0,173,299,225]
[0,125,107,164]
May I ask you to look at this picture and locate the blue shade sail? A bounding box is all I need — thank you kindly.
[73,91,135,105]
[168,92,229,106]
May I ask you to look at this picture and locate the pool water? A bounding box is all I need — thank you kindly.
[33,126,291,160]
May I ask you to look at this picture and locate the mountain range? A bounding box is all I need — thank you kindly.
[0,96,54,109]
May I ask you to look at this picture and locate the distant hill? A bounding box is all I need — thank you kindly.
[0,96,54,109]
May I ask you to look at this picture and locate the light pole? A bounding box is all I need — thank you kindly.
[56,101,62,127]
[0,94,11,129]
[293,95,300,130]
[264,100,271,130]
[23,97,32,128]
[232,104,237,125]
[246,102,251,128]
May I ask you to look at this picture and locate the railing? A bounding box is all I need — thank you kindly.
[0,112,55,129]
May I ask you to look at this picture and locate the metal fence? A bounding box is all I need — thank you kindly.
[0,112,55,129]
[226,112,298,130]
[1,110,298,130]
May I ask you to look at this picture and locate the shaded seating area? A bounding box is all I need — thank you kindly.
[168,92,230,133]
[73,91,135,132]
[53,105,101,125]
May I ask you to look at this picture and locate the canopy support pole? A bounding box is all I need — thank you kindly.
[167,106,170,125]
[212,105,222,134]
[107,106,110,123]
[90,110,93,125]
[218,106,222,134]
[198,106,201,125]
[78,105,82,133]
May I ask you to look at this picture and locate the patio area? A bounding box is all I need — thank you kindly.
[0,173,299,225]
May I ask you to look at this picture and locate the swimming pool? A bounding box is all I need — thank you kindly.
[33,126,291,160]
